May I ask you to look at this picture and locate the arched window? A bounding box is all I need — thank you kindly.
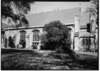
[32,29,40,41]
[20,30,26,41]
[19,30,26,48]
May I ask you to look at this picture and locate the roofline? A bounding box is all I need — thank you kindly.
[25,7,80,15]
[2,24,98,31]
[80,26,98,30]
[2,24,75,31]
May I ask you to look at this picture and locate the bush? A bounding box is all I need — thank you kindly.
[19,40,26,48]
[8,36,15,48]
[41,21,71,52]
[40,45,45,50]
[55,47,64,53]
[32,45,37,49]
[5,38,7,48]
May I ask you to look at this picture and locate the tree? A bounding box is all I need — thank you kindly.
[40,34,48,50]
[16,15,29,27]
[41,34,48,44]
[86,0,98,25]
[2,0,34,27]
[41,21,72,53]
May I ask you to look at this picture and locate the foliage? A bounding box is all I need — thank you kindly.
[4,38,8,48]
[41,34,48,44]
[8,36,15,48]
[32,45,37,49]
[40,34,48,50]
[41,21,71,53]
[86,0,98,25]
[16,15,29,27]
[2,0,34,27]
[19,40,26,48]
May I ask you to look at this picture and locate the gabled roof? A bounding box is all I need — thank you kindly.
[2,7,90,30]
[80,12,90,26]
[25,8,79,27]
[25,7,90,27]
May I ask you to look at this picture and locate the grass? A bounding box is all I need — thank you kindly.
[1,49,98,70]
[75,53,98,69]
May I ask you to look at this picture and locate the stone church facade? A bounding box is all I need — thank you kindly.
[1,8,98,51]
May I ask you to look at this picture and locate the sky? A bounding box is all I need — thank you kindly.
[28,2,91,14]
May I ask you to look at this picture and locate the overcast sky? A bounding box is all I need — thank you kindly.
[28,2,91,14]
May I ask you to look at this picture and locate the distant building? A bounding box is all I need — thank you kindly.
[1,7,98,51]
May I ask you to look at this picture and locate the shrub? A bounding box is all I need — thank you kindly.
[41,21,72,53]
[8,36,15,48]
[40,45,45,50]
[55,47,64,53]
[19,40,26,48]
[32,45,37,49]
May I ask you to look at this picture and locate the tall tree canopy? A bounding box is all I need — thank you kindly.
[2,0,34,27]
[41,21,72,53]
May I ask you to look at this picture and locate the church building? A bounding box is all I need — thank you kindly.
[1,7,98,51]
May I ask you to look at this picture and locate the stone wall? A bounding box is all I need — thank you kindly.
[2,26,74,50]
[2,28,44,49]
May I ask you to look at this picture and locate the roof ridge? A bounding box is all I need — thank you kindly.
[25,7,80,16]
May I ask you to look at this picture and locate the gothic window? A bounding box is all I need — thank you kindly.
[32,29,40,41]
[19,30,26,48]
[20,30,26,41]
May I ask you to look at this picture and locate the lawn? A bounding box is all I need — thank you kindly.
[1,49,98,70]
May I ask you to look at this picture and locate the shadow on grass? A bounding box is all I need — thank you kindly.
[75,56,98,70]
[47,52,98,70]
[1,49,98,70]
